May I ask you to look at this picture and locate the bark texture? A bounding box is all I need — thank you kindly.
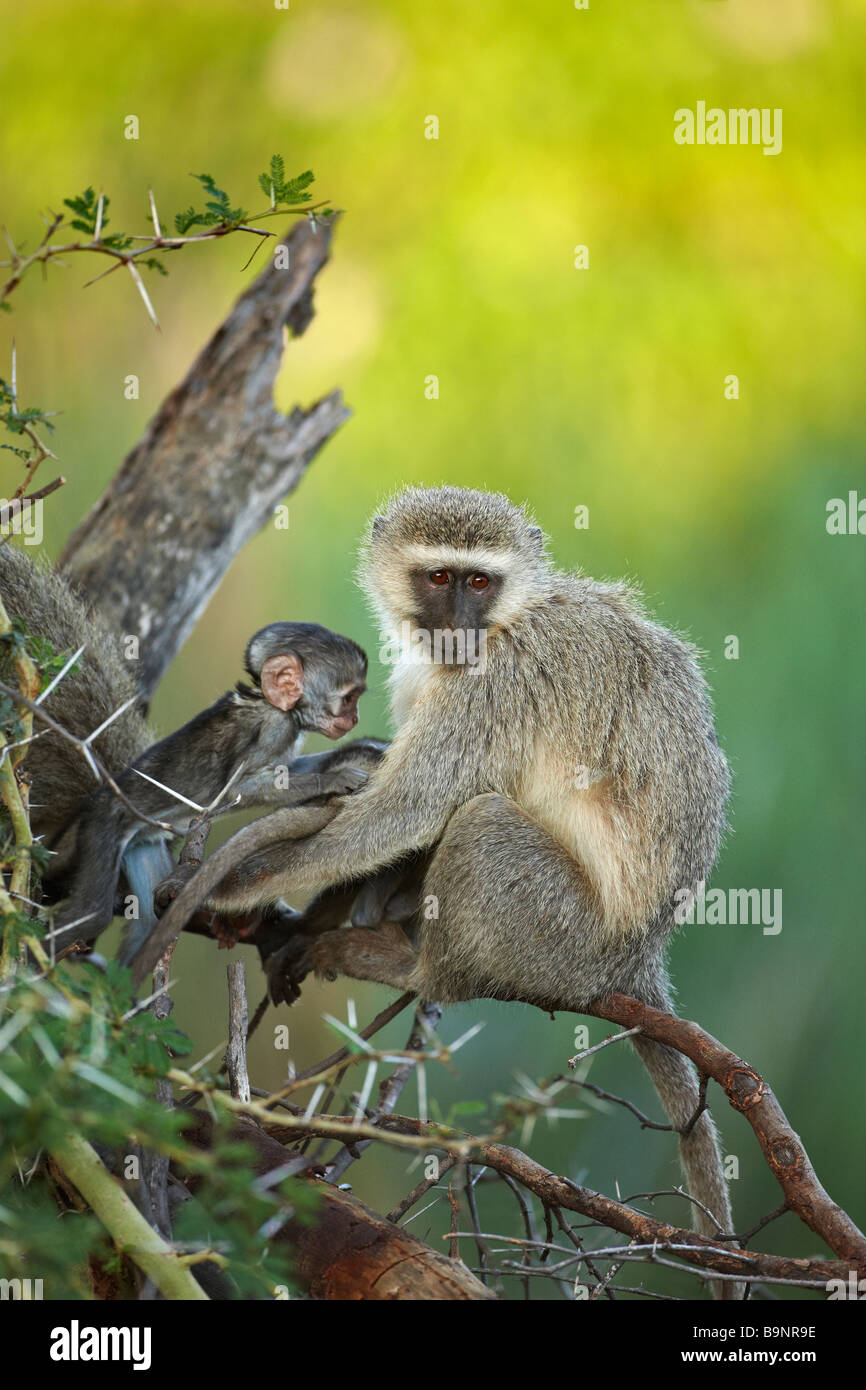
[60,216,349,699]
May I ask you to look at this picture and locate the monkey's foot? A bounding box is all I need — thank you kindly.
[307,922,418,990]
[154,862,199,914]
[210,911,262,949]
[263,934,312,1006]
[320,764,371,796]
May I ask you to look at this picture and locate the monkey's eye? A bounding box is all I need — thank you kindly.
[429,569,450,586]
[469,573,489,590]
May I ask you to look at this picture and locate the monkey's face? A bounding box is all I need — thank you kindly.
[358,486,549,635]
[311,680,365,739]
[248,622,368,739]
[297,663,367,739]
[409,566,503,646]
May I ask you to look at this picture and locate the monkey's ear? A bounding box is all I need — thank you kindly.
[260,653,304,711]
[527,525,544,553]
[371,515,386,537]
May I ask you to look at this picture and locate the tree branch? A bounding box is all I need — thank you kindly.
[586,992,866,1272]
[60,216,350,697]
[376,1115,851,1290]
[49,1131,207,1301]
[182,1113,494,1301]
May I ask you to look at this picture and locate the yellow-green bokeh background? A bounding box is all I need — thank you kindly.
[2,0,864,1297]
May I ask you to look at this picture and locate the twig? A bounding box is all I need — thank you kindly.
[1,196,330,315]
[322,999,443,1182]
[376,1114,855,1288]
[738,1202,790,1246]
[289,991,415,1086]
[587,993,866,1271]
[554,1207,615,1299]
[388,1155,459,1224]
[0,678,177,835]
[559,1076,673,1131]
[567,1027,641,1067]
[463,1166,490,1284]
[225,961,250,1104]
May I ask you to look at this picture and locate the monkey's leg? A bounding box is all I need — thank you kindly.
[262,855,431,1002]
[117,838,176,965]
[309,793,738,1294]
[307,921,419,991]
[348,853,430,926]
[262,875,414,1004]
[49,802,129,953]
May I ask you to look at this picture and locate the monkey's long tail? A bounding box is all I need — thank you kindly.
[629,982,745,1301]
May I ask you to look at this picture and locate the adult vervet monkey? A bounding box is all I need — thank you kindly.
[145,485,738,1295]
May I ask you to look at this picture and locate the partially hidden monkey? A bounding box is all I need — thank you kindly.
[136,485,739,1293]
[0,544,384,961]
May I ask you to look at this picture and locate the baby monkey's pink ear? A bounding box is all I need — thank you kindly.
[260,652,304,710]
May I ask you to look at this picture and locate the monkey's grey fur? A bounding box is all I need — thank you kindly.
[0,545,151,849]
[0,545,382,960]
[138,486,740,1296]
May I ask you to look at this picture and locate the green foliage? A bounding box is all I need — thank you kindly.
[0,1187,99,1299]
[258,156,314,208]
[0,950,317,1298]
[0,376,55,459]
[0,614,78,684]
[0,619,77,741]
[62,187,132,250]
[174,157,315,233]
[18,624,80,686]
[173,172,248,235]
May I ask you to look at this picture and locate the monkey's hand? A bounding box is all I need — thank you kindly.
[262,932,313,1006]
[154,861,200,915]
[318,764,371,797]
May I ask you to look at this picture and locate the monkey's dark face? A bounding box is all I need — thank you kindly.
[360,488,550,634]
[410,567,502,639]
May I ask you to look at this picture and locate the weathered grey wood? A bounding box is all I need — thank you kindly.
[225,960,251,1105]
[60,216,349,699]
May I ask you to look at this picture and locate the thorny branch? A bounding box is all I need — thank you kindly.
[586,993,866,1272]
[0,182,329,323]
[0,676,177,837]
[220,985,863,1298]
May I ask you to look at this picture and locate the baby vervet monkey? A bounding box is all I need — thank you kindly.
[0,545,383,961]
[137,485,738,1294]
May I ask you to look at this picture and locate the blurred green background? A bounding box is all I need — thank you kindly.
[1,0,863,1298]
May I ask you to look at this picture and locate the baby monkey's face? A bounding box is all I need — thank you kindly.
[307,674,366,739]
[296,645,367,740]
[250,621,368,739]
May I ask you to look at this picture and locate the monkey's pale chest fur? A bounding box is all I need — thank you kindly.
[514,741,652,936]
[389,655,652,934]
[388,650,439,726]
